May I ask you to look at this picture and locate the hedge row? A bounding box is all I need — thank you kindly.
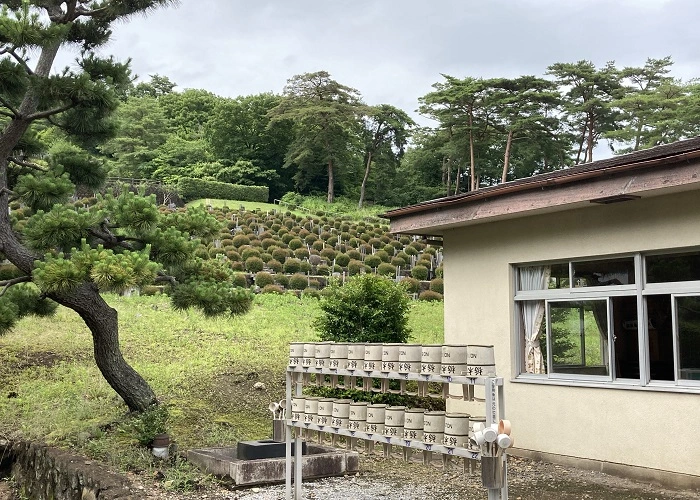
[177,177,269,203]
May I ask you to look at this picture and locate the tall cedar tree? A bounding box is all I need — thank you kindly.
[0,0,254,412]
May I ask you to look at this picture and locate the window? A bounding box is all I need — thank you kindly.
[515,250,700,390]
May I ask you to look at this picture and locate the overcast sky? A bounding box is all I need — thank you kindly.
[83,0,698,127]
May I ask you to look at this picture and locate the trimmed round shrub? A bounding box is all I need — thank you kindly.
[347,249,362,261]
[245,256,264,273]
[266,259,283,273]
[232,234,250,248]
[364,254,382,268]
[375,250,390,263]
[399,236,411,245]
[383,244,395,255]
[303,288,321,299]
[315,274,411,343]
[304,234,318,245]
[209,247,226,258]
[348,238,360,248]
[294,247,310,259]
[368,237,382,249]
[435,266,444,278]
[288,273,308,290]
[411,265,429,281]
[272,248,289,263]
[389,240,402,250]
[308,279,321,289]
[261,238,277,250]
[226,249,240,262]
[391,256,407,267]
[423,246,437,256]
[419,290,443,302]
[317,264,330,276]
[262,284,285,294]
[231,273,249,288]
[260,252,273,263]
[300,261,312,273]
[348,259,366,276]
[312,240,325,251]
[335,253,350,267]
[359,233,371,243]
[429,278,444,294]
[274,273,289,287]
[284,258,302,274]
[240,247,261,261]
[255,271,275,288]
[400,277,420,294]
[320,247,337,262]
[397,251,410,263]
[404,245,418,256]
[288,238,304,250]
[281,233,295,244]
[230,261,244,271]
[377,262,397,277]
[298,228,310,238]
[410,241,426,252]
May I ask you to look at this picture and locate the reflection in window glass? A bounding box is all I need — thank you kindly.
[547,263,569,289]
[549,301,609,376]
[572,258,635,287]
[646,252,700,283]
[677,296,700,381]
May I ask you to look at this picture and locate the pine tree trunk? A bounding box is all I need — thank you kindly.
[358,152,372,209]
[0,39,157,414]
[468,110,476,191]
[327,159,334,203]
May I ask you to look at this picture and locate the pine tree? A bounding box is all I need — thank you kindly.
[0,1,253,412]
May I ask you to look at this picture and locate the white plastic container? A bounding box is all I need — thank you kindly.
[329,343,349,369]
[302,343,316,368]
[303,396,321,424]
[423,410,445,445]
[365,404,387,434]
[347,343,365,370]
[364,343,383,371]
[403,408,425,441]
[348,401,368,431]
[315,398,335,426]
[289,342,304,367]
[398,344,422,374]
[443,413,470,447]
[441,344,468,376]
[291,396,306,422]
[381,343,401,372]
[421,344,442,375]
[466,344,497,376]
[314,342,332,368]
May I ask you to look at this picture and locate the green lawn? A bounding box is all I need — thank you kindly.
[0,293,443,474]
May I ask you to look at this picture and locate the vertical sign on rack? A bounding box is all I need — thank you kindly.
[485,377,498,427]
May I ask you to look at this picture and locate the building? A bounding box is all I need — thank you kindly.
[385,137,700,489]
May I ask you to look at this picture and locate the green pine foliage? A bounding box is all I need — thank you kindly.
[315,274,411,343]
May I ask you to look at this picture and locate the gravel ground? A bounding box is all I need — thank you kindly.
[120,454,699,500]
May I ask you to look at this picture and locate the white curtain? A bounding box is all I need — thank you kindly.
[520,266,551,374]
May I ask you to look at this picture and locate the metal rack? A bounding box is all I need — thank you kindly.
[284,366,508,500]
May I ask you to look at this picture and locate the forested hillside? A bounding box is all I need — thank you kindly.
[79,57,700,206]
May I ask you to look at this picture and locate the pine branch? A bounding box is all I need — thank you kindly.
[0,96,20,117]
[8,157,48,172]
[154,273,177,286]
[0,46,34,76]
[0,276,32,298]
[87,227,138,251]
[26,102,77,121]
[0,187,14,198]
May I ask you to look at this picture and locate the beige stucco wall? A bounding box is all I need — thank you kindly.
[442,189,700,477]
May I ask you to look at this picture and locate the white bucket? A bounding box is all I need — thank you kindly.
[423,410,445,445]
[304,396,321,423]
[421,344,442,375]
[466,344,497,376]
[331,417,349,429]
[315,342,332,368]
[381,343,401,372]
[329,343,349,369]
[384,406,406,426]
[441,344,468,376]
[315,398,335,426]
[443,413,470,447]
[291,396,306,421]
[302,343,316,368]
[398,344,422,373]
[403,408,425,441]
[363,343,382,371]
[347,343,365,370]
[332,399,351,419]
[384,425,403,438]
[348,402,368,431]
[289,342,304,367]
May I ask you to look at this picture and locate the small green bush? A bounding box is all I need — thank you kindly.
[272,248,289,263]
[320,247,337,262]
[435,265,444,278]
[294,247,310,259]
[231,234,250,248]
[391,256,406,267]
[347,259,365,276]
[411,265,429,281]
[429,278,444,294]
[303,287,321,298]
[299,261,312,273]
[288,238,304,250]
[266,259,283,273]
[375,249,390,263]
[288,273,308,290]
[317,264,330,276]
[254,271,275,288]
[377,262,397,277]
[245,256,264,273]
[335,253,350,267]
[240,247,261,261]
[315,274,411,343]
[347,249,362,261]
[231,273,248,288]
[261,284,285,294]
[400,277,420,294]
[312,240,325,251]
[304,234,318,245]
[419,290,443,301]
[364,254,382,268]
[283,258,302,274]
[404,245,418,256]
[274,273,289,287]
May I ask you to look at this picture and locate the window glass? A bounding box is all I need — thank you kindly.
[646,295,674,381]
[549,300,609,376]
[547,263,569,289]
[612,296,640,379]
[646,252,700,283]
[677,296,700,381]
[572,258,635,287]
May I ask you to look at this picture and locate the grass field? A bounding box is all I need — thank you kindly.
[0,293,443,477]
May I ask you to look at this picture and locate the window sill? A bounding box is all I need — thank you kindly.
[511,374,700,395]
